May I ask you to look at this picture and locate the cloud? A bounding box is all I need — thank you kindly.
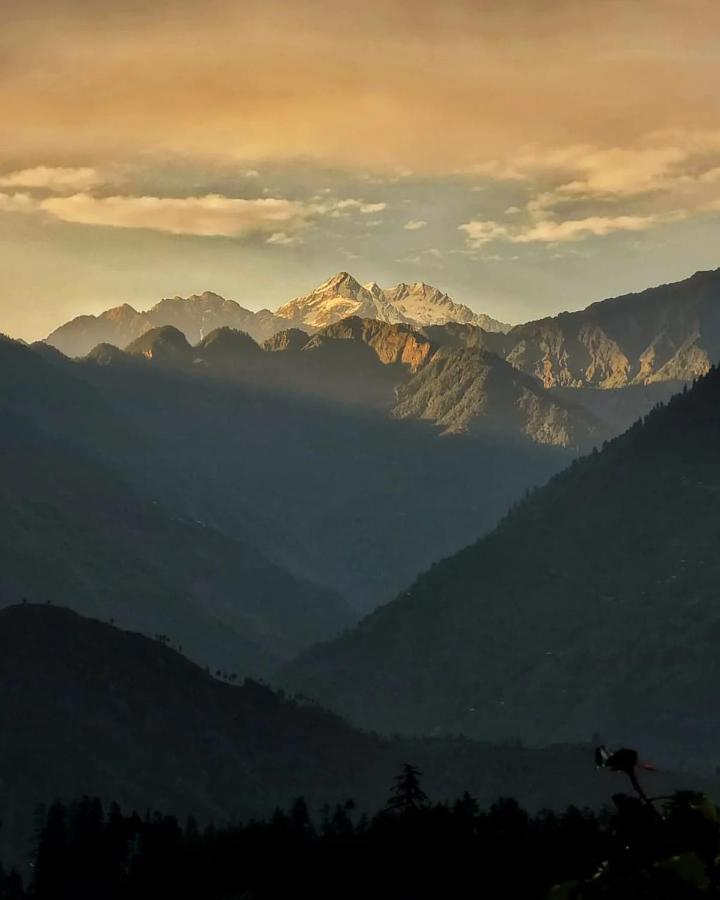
[459,213,680,247]
[0,166,101,192]
[334,199,388,214]
[39,193,311,237]
[0,183,390,239]
[404,219,427,230]
[458,220,510,248]
[266,231,303,246]
[511,214,668,243]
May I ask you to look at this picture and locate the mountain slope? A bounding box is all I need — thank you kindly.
[285,365,720,771]
[1,604,710,867]
[392,346,601,448]
[275,272,510,332]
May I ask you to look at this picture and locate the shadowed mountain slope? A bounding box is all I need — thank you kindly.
[0,336,352,672]
[285,364,720,772]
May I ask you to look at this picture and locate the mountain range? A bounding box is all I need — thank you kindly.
[45,268,720,396]
[45,292,287,358]
[285,359,720,772]
[45,273,510,359]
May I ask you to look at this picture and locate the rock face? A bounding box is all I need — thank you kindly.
[46,292,287,357]
[263,328,311,353]
[308,317,436,372]
[497,268,720,387]
[275,272,511,332]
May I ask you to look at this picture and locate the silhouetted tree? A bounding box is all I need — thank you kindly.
[387,763,428,815]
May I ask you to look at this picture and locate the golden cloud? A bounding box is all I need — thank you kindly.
[38,193,311,237]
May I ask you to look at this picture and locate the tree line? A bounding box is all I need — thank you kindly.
[1,756,719,898]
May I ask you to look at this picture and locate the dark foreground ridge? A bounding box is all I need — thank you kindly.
[1,603,715,871]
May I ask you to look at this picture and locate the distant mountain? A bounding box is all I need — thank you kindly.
[1,604,710,867]
[285,363,720,772]
[274,272,511,332]
[46,292,286,358]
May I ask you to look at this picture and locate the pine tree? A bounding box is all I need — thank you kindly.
[387,764,428,815]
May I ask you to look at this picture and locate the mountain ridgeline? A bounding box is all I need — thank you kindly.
[285,362,720,772]
[46,267,720,391]
[45,273,511,359]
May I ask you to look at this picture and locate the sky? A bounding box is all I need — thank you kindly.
[2,0,720,340]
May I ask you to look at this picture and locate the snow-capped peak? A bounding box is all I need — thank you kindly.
[275,273,511,333]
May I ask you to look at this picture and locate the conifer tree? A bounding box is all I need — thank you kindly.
[387,764,428,815]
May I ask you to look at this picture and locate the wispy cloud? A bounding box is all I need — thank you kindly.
[459,213,676,247]
[0,166,102,192]
[404,219,427,230]
[266,231,303,246]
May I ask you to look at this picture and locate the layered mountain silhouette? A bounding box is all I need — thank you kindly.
[285,363,720,772]
[72,327,571,611]
[0,335,352,673]
[1,603,710,866]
